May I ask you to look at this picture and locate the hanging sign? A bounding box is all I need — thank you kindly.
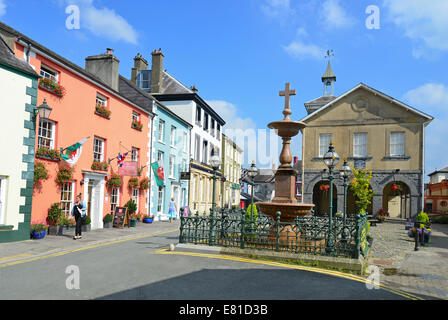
[118,161,138,176]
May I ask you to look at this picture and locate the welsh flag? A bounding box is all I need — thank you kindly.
[60,137,89,166]
[151,160,164,187]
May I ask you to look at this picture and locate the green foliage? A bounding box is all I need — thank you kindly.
[245,203,258,221]
[107,173,122,189]
[416,211,429,224]
[58,216,75,226]
[82,215,91,225]
[124,199,137,215]
[34,161,49,185]
[103,214,113,223]
[55,165,74,186]
[128,177,139,189]
[349,169,375,214]
[47,203,63,226]
[30,222,48,232]
[36,147,62,161]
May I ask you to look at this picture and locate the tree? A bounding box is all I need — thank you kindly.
[349,169,375,214]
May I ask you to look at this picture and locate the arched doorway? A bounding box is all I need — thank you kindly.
[313,181,337,215]
[382,181,411,218]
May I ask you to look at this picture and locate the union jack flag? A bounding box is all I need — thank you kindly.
[117,152,129,167]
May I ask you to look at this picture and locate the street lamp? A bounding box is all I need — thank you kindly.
[209,147,221,246]
[248,161,258,212]
[322,141,339,253]
[339,158,351,241]
[36,98,52,120]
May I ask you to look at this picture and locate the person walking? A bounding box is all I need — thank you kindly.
[71,193,86,239]
[168,197,177,223]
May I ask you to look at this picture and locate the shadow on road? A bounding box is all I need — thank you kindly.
[96,268,411,300]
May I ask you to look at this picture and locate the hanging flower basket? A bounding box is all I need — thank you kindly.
[34,161,49,185]
[140,177,149,190]
[55,166,74,186]
[392,183,402,191]
[107,173,122,189]
[320,185,330,192]
[128,177,139,189]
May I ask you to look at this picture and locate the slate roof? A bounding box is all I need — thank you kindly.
[0,35,37,78]
[428,166,448,176]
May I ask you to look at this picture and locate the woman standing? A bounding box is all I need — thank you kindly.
[71,193,86,239]
[168,197,177,223]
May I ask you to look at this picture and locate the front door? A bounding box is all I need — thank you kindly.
[388,196,401,218]
[85,177,104,229]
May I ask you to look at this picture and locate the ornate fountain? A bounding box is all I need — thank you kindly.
[257,83,315,222]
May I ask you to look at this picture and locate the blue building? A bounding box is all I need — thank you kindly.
[150,103,191,220]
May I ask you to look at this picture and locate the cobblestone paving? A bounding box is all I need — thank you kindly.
[367,220,448,300]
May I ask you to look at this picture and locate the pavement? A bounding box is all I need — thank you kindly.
[0,220,181,267]
[367,220,448,300]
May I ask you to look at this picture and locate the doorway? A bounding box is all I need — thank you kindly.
[83,174,105,229]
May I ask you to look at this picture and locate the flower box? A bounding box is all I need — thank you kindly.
[132,120,143,131]
[95,105,111,119]
[36,147,62,162]
[39,78,66,97]
[92,161,109,171]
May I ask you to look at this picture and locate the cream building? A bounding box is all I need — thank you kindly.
[0,36,39,242]
[221,134,243,209]
[301,61,433,219]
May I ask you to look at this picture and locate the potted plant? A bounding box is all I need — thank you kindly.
[135,212,142,222]
[103,214,113,228]
[124,200,137,227]
[81,215,91,232]
[30,222,48,239]
[376,208,388,222]
[143,214,154,223]
[47,203,63,235]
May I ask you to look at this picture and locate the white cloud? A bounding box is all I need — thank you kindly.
[320,0,355,29]
[283,40,325,60]
[261,0,294,19]
[0,0,6,17]
[384,0,448,55]
[65,0,138,44]
[207,100,256,132]
[404,83,448,178]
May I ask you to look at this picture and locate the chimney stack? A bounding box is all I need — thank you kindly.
[85,48,120,91]
[150,49,164,94]
[131,53,148,84]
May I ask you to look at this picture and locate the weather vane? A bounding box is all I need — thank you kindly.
[325,49,334,60]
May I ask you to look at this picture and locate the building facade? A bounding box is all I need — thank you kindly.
[133,49,226,215]
[221,134,243,208]
[0,36,39,242]
[0,22,153,229]
[424,167,448,214]
[301,61,433,218]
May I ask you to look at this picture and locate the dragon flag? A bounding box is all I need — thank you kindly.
[60,137,90,166]
[151,160,165,187]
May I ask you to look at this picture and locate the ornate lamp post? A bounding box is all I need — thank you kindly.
[322,142,339,253]
[339,158,351,241]
[209,147,221,246]
[248,161,258,212]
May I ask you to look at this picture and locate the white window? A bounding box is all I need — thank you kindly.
[157,186,164,213]
[217,124,221,140]
[182,159,187,172]
[137,70,150,91]
[319,134,332,157]
[157,151,164,163]
[133,188,139,212]
[196,106,201,125]
[390,132,405,156]
[93,137,104,162]
[60,182,74,217]
[183,132,188,152]
[110,188,119,214]
[194,134,201,162]
[191,175,196,202]
[202,140,208,164]
[40,65,58,81]
[96,93,108,107]
[170,126,176,147]
[203,113,209,131]
[38,119,55,149]
[158,120,165,142]
[0,177,7,225]
[353,133,368,157]
[169,155,175,178]
[131,147,139,163]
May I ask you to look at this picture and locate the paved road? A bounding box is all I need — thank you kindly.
[0,228,422,300]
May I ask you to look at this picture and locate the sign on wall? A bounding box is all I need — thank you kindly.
[118,162,138,176]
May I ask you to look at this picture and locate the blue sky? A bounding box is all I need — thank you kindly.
[1,0,447,178]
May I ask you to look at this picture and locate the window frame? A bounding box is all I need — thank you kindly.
[60,181,75,218]
[390,132,405,157]
[40,65,59,82]
[158,119,165,142]
[157,186,164,213]
[96,93,108,107]
[110,187,120,215]
[170,126,176,147]
[318,133,332,157]
[37,119,56,150]
[353,133,368,157]
[93,137,105,162]
[169,154,176,178]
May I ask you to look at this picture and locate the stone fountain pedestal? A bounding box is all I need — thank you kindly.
[257,83,314,223]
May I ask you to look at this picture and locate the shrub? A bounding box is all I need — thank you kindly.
[103,214,113,223]
[124,199,137,215]
[31,221,48,232]
[245,203,258,221]
[82,215,91,225]
[47,203,63,226]
[349,169,375,214]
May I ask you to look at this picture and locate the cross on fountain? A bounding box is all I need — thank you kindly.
[279,82,296,120]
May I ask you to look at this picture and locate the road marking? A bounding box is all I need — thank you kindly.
[0,228,179,269]
[155,248,424,300]
[0,253,32,263]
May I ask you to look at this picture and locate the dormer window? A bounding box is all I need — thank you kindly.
[40,65,58,82]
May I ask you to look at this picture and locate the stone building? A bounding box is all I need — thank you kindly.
[300,61,433,218]
[221,134,243,208]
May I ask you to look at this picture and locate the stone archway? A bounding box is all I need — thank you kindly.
[382,181,411,218]
[313,181,337,215]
